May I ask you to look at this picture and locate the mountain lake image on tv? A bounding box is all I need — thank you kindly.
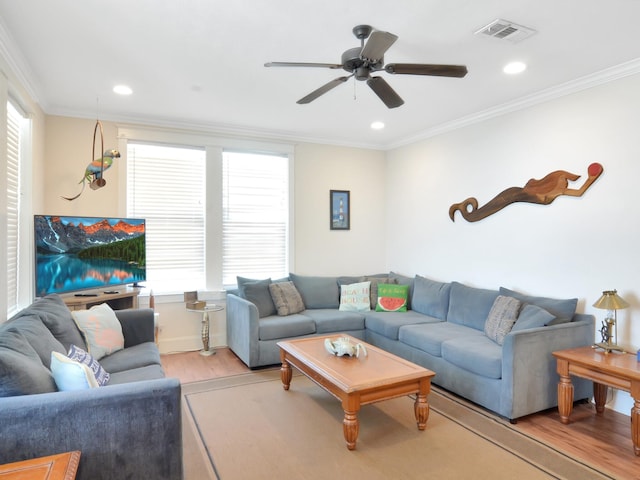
[34,215,146,296]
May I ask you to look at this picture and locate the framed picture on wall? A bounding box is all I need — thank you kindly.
[330,190,350,230]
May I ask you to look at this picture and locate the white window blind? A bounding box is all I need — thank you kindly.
[6,102,23,316]
[127,143,206,293]
[222,151,289,286]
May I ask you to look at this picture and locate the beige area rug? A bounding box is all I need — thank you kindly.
[181,370,615,480]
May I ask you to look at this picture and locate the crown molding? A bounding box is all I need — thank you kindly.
[0,18,43,108]
[388,57,640,150]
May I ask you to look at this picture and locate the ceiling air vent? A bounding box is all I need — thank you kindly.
[475,19,537,43]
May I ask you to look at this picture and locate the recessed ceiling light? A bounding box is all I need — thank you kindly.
[503,61,527,75]
[371,121,385,130]
[113,85,133,95]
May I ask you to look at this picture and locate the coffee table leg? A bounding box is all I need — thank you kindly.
[343,410,359,450]
[280,351,292,391]
[593,382,608,414]
[414,393,430,430]
[632,393,640,456]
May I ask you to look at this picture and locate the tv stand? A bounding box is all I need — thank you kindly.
[63,287,141,311]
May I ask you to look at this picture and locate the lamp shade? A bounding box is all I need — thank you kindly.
[593,290,629,310]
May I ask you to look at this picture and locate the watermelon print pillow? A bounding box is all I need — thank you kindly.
[376,283,409,312]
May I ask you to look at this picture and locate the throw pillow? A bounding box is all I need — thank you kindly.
[71,303,124,360]
[268,281,305,316]
[339,281,371,312]
[484,295,522,345]
[67,344,110,386]
[365,276,396,310]
[511,304,556,332]
[240,278,277,318]
[376,283,409,312]
[499,287,577,324]
[50,351,99,391]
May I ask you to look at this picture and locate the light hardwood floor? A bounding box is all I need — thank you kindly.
[162,348,638,479]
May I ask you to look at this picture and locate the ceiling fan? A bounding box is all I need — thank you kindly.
[265,24,468,109]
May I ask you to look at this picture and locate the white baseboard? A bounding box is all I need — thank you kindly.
[158,333,227,354]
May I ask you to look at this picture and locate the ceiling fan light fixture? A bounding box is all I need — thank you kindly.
[371,121,385,130]
[503,61,527,75]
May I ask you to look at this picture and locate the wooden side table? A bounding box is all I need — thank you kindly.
[553,346,640,456]
[0,451,80,479]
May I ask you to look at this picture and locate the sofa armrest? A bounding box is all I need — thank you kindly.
[226,293,260,368]
[115,308,155,347]
[0,378,182,480]
[501,314,595,419]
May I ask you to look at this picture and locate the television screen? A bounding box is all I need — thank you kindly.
[34,215,146,297]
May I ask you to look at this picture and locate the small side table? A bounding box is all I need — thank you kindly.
[0,451,81,479]
[187,304,224,356]
[553,346,640,456]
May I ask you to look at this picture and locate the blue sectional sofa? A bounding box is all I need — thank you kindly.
[0,294,182,480]
[226,272,594,421]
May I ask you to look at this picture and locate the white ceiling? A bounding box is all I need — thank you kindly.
[1,0,640,149]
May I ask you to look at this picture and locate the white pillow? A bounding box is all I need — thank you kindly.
[72,303,124,360]
[50,351,99,391]
[339,281,371,312]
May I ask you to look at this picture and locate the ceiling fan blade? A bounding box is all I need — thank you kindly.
[297,76,351,104]
[385,63,468,78]
[366,77,404,109]
[265,61,342,69]
[360,31,398,61]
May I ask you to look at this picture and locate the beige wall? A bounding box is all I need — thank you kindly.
[293,143,387,275]
[42,116,121,217]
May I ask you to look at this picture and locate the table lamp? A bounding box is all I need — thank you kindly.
[593,290,629,353]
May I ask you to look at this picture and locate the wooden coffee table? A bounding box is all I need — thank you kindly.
[278,335,435,450]
[0,451,81,479]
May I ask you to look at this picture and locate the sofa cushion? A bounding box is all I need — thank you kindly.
[441,336,503,379]
[499,287,577,324]
[72,303,125,360]
[511,304,556,332]
[258,314,316,341]
[365,311,439,340]
[107,364,167,385]
[376,283,409,312]
[0,329,57,396]
[5,314,66,368]
[269,281,305,316]
[304,309,366,334]
[241,278,277,318]
[50,351,99,391]
[67,344,110,386]
[484,295,522,345]
[99,342,162,373]
[16,294,87,351]
[411,275,451,320]
[398,322,483,357]
[290,273,340,309]
[339,281,371,312]
[447,282,500,331]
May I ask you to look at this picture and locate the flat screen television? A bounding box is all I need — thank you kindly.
[34,215,146,297]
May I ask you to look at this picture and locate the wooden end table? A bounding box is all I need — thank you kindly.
[278,335,435,450]
[0,451,80,479]
[552,346,640,456]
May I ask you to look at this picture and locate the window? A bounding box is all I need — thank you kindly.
[120,125,293,293]
[222,151,289,286]
[6,101,27,316]
[127,143,206,293]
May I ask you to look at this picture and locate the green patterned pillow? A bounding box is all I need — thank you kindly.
[376,283,409,312]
